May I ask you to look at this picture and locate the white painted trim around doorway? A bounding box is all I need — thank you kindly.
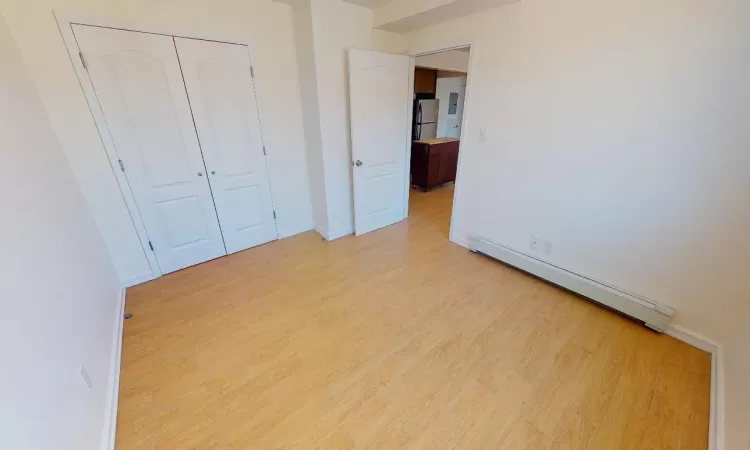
[100,287,126,450]
[54,10,282,286]
[408,40,476,248]
[122,272,158,289]
[665,325,725,450]
[403,56,415,220]
[54,11,166,281]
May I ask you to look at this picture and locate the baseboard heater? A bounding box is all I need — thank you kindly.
[469,234,675,332]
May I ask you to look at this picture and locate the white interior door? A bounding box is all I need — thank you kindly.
[456,77,467,137]
[348,49,411,236]
[436,76,465,138]
[446,117,459,138]
[174,37,278,254]
[73,25,226,274]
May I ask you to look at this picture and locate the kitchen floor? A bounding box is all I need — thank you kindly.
[117,184,710,449]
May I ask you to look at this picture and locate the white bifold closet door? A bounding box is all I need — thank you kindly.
[73,25,277,274]
[174,38,277,255]
[73,25,226,274]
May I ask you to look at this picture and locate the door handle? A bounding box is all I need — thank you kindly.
[355,160,363,167]
[198,172,204,176]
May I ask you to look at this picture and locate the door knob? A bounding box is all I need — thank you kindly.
[198,172,203,176]
[211,171,216,175]
[355,160,363,167]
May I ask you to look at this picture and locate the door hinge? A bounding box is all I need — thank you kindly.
[148,241,154,252]
[118,159,125,172]
[250,66,255,78]
[272,210,276,219]
[262,146,266,156]
[79,51,88,70]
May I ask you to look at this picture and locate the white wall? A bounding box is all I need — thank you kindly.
[0,12,120,449]
[310,0,374,238]
[292,0,330,236]
[299,0,406,239]
[372,0,518,32]
[721,297,750,450]
[724,326,750,450]
[407,1,750,447]
[0,0,314,285]
[414,49,469,72]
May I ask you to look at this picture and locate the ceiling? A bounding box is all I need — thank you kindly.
[344,0,392,8]
[344,0,520,33]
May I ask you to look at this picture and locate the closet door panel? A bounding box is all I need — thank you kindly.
[73,25,226,274]
[174,37,278,254]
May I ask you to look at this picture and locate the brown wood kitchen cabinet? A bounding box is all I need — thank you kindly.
[414,67,437,95]
[410,138,460,190]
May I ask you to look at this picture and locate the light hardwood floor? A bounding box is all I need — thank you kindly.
[118,185,711,449]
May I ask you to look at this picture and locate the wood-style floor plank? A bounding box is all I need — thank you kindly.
[116,185,711,449]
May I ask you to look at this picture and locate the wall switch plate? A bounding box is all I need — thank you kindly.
[543,241,553,254]
[530,236,541,251]
[479,128,487,142]
[80,365,93,391]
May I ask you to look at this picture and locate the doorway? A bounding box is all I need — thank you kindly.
[348,44,473,242]
[409,46,470,238]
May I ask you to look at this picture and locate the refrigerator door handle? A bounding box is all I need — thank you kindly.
[417,103,422,124]
[416,123,421,140]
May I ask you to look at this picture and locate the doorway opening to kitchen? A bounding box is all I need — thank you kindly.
[409,46,471,237]
[348,44,473,241]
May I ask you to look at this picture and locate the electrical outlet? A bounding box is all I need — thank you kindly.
[543,241,553,254]
[530,236,541,251]
[80,365,92,391]
[479,128,487,142]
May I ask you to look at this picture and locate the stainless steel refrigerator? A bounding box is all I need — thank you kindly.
[413,98,439,140]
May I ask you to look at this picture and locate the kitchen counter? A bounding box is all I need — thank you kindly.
[410,139,460,190]
[413,137,460,145]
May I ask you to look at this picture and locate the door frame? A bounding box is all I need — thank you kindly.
[54,11,273,285]
[404,56,416,221]
[408,39,476,247]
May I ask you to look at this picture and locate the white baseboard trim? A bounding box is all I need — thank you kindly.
[314,226,329,241]
[327,229,353,241]
[121,224,317,289]
[278,223,315,240]
[666,325,725,450]
[316,226,353,241]
[665,325,719,354]
[449,232,469,249]
[101,288,126,450]
[122,272,156,288]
